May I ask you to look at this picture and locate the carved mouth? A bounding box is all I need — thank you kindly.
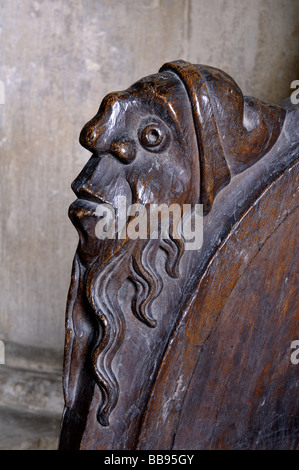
[68,198,101,221]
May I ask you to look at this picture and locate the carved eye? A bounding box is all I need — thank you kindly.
[139,123,168,152]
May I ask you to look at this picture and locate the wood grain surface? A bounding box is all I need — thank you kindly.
[59,62,298,450]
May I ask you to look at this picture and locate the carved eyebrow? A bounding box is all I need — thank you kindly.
[108,101,121,128]
[166,102,177,121]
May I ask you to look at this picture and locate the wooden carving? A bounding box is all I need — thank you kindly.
[59,61,299,450]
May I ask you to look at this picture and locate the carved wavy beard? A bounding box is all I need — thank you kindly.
[84,232,184,426]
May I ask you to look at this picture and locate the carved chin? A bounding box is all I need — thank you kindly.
[68,199,112,265]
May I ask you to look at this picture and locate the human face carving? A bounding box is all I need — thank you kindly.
[71,73,199,227]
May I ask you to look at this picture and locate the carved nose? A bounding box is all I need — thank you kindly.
[110,139,136,164]
[80,119,136,164]
[79,117,102,153]
[79,92,125,154]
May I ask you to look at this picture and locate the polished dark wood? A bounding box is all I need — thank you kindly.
[59,61,299,450]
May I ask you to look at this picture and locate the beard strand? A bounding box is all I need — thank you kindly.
[84,231,184,426]
[85,240,127,426]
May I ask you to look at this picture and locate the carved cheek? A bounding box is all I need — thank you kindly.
[159,155,196,204]
[129,160,187,206]
[73,155,133,208]
[135,178,156,205]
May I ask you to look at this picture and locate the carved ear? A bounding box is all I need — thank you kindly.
[160,60,286,214]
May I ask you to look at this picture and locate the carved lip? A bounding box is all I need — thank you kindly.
[68,198,102,220]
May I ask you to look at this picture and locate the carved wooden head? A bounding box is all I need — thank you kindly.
[76,59,285,215]
[65,60,286,428]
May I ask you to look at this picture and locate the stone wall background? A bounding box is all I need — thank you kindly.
[0,0,298,397]
[0,0,298,450]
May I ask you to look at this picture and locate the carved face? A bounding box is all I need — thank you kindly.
[66,61,285,427]
[69,71,199,264]
[68,71,201,426]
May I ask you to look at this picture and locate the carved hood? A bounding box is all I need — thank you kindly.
[160,60,286,213]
